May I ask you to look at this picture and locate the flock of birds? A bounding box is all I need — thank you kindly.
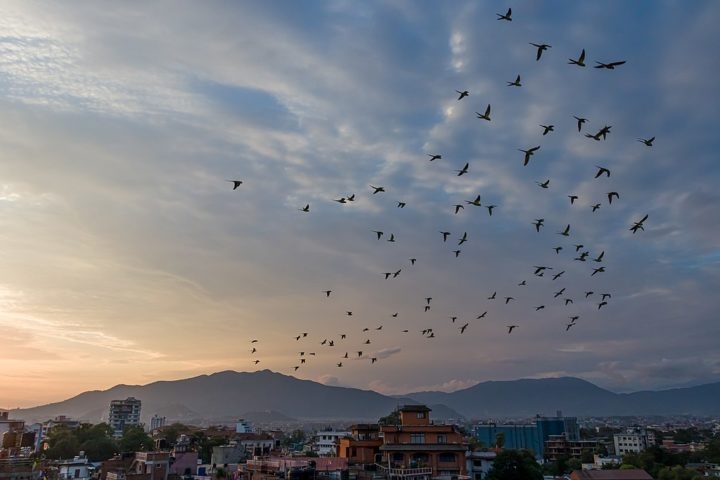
[228,6,653,375]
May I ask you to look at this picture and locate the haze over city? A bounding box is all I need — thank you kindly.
[1,1,719,409]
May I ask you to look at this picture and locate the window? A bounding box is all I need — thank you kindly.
[410,433,425,444]
[437,434,447,444]
[439,453,456,463]
[416,412,426,419]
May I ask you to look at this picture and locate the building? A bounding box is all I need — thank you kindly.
[474,412,579,459]
[338,424,382,465]
[235,419,253,434]
[104,452,169,480]
[28,416,81,452]
[109,398,142,438]
[0,458,42,480]
[0,413,33,457]
[57,454,93,480]
[313,431,350,456]
[465,451,496,480]
[544,435,602,462]
[613,428,651,455]
[378,405,467,480]
[169,435,197,477]
[149,416,165,432]
[570,469,652,480]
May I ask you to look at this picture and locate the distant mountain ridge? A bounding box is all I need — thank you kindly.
[5,371,720,424]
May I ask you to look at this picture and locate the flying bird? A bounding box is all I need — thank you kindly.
[638,136,655,146]
[476,104,492,121]
[453,204,465,215]
[558,225,571,237]
[427,154,442,161]
[535,305,545,311]
[533,218,545,232]
[519,146,541,166]
[477,311,487,319]
[566,323,575,331]
[585,291,594,298]
[593,251,605,262]
[370,185,385,194]
[488,292,497,300]
[591,267,606,276]
[505,296,514,304]
[598,301,608,310]
[453,250,461,257]
[507,74,522,87]
[554,288,566,298]
[573,116,588,132]
[456,90,469,100]
[630,214,649,233]
[324,290,332,297]
[530,43,551,61]
[592,203,601,212]
[607,191,620,204]
[537,179,550,189]
[440,231,451,242]
[346,194,356,201]
[486,205,497,216]
[568,49,586,67]
[569,195,578,204]
[497,7,512,21]
[601,293,612,301]
[410,258,416,265]
[299,204,310,212]
[459,323,469,334]
[565,298,574,305]
[553,270,565,280]
[397,201,406,208]
[540,124,555,135]
[458,232,468,245]
[507,325,518,334]
[594,60,626,69]
[387,233,396,242]
[455,162,470,176]
[372,230,384,240]
[595,166,611,178]
[466,194,482,206]
[554,246,563,254]
[227,180,243,190]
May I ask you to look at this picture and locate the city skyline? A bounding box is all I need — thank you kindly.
[1,1,719,408]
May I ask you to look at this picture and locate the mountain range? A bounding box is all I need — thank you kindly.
[4,370,720,425]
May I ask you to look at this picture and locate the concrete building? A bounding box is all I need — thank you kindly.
[313,430,350,456]
[0,458,42,480]
[613,428,651,455]
[28,416,81,452]
[378,405,467,480]
[57,454,93,480]
[465,451,496,480]
[108,398,142,438]
[149,416,165,432]
[338,424,382,465]
[235,419,253,434]
[570,469,652,480]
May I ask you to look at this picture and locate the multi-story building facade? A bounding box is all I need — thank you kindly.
[613,428,652,455]
[313,430,350,456]
[378,405,467,480]
[337,424,382,464]
[109,398,142,438]
[149,416,165,432]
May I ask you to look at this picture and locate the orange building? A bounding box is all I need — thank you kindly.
[338,424,382,464]
[378,405,467,480]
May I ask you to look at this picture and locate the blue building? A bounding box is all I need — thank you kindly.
[473,413,579,459]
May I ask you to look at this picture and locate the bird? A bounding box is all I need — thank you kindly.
[518,280,527,286]
[227,180,243,190]
[575,244,584,252]
[507,74,521,87]
[410,258,416,265]
[476,104,492,121]
[391,312,398,317]
[487,205,497,216]
[334,197,347,204]
[440,231,451,242]
[455,162,469,176]
[638,136,655,146]
[392,269,401,278]
[497,7,512,21]
[598,301,608,310]
[370,185,385,194]
[505,296,514,304]
[346,194,356,201]
[387,233,396,242]
[519,146,541,166]
[488,291,497,300]
[569,315,580,322]
[593,251,605,262]
[427,154,442,161]
[540,124,555,135]
[537,179,550,189]
[337,362,343,367]
[601,293,612,301]
[357,351,363,357]
[585,291,594,298]
[533,219,545,232]
[376,325,383,330]
[552,270,565,280]
[254,360,260,364]
[424,305,431,312]
[565,298,574,305]
[371,357,378,364]
[534,265,552,275]
[535,305,545,311]
[477,311,488,319]
[251,339,258,343]
[594,60,626,69]
[346,311,353,316]
[558,224,571,237]
[591,267,606,276]
[607,192,620,204]
[450,316,458,323]
[294,366,300,371]
[568,49,586,67]
[299,204,310,212]
[553,246,563,254]
[341,334,346,339]
[466,194,482,206]
[569,195,578,204]
[364,339,371,344]
[573,116,588,132]
[458,232,468,245]
[530,43,551,61]
[324,290,332,297]
[456,90,469,100]
[453,250,461,257]
[372,230,384,240]
[251,347,257,353]
[566,323,575,331]
[295,335,301,341]
[554,288,566,298]
[592,203,601,212]
[397,201,406,208]
[630,214,649,233]
[595,165,610,178]
[507,325,518,334]
[451,204,464,215]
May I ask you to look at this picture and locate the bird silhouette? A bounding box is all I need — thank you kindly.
[458,232,468,245]
[346,194,356,201]
[594,60,626,69]
[591,267,606,276]
[592,203,601,212]
[372,230,384,240]
[569,195,578,204]
[410,258,416,265]
[554,288,566,298]
[454,204,465,214]
[507,74,521,87]
[427,154,442,161]
[585,291,594,298]
[568,49,586,67]
[630,214,649,233]
[574,116,588,131]
[537,179,550,189]
[497,8,512,21]
[460,323,469,334]
[593,251,605,262]
[227,180,243,190]
[601,293,612,301]
[505,296,514,304]
[554,246,563,254]
[476,104,492,121]
[334,197,347,204]
[558,225,571,237]
[370,185,385,194]
[254,359,260,364]
[477,311,488,319]
[456,90,469,100]
[553,270,565,280]
[466,195,482,206]
[324,290,332,297]
[519,146,541,166]
[397,201,406,208]
[607,192,620,204]
[387,233,396,242]
[565,298,574,305]
[540,124,554,135]
[507,325,518,334]
[299,204,310,212]
[440,231,451,242]
[638,136,655,146]
[566,323,575,331]
[535,305,545,311]
[488,292,497,300]
[530,43,551,61]
[337,362,343,367]
[455,162,470,176]
[533,219,545,232]
[453,250,461,257]
[487,205,497,216]
[598,301,608,309]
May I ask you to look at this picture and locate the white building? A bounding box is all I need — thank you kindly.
[466,451,496,480]
[235,419,253,433]
[57,454,93,480]
[313,430,350,456]
[150,415,166,431]
[108,397,142,438]
[614,427,651,455]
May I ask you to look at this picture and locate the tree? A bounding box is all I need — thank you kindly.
[378,409,400,426]
[44,425,80,459]
[118,425,153,452]
[485,450,543,480]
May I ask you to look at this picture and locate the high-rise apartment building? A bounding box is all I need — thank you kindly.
[108,397,142,438]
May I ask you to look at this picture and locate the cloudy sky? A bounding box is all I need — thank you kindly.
[1,1,719,409]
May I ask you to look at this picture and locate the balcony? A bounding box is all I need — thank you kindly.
[375,464,432,480]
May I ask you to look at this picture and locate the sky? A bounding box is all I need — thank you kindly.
[1,1,719,409]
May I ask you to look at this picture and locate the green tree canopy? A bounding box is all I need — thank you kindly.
[485,449,543,480]
[118,425,153,452]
